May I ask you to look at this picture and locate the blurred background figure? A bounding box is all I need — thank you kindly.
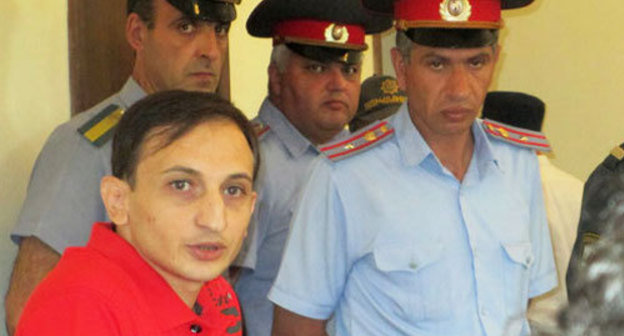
[530,175,624,336]
[349,75,406,132]
[482,91,584,330]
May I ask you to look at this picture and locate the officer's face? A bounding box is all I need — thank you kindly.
[392,43,498,140]
[270,51,360,144]
[129,0,229,93]
[104,120,256,299]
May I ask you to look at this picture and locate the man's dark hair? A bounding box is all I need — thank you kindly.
[128,0,155,27]
[112,90,259,187]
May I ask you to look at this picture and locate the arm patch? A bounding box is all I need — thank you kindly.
[77,104,124,147]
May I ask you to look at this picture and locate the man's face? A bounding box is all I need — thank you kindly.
[133,0,229,93]
[270,52,361,144]
[117,120,256,291]
[392,43,498,139]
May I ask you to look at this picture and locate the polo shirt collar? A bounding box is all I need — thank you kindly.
[120,77,147,109]
[87,223,205,332]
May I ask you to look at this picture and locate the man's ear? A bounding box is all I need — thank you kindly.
[267,63,282,102]
[126,13,147,52]
[100,176,131,226]
[391,48,408,91]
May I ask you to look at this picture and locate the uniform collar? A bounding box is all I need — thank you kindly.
[391,104,500,178]
[120,77,148,109]
[87,223,208,332]
[472,118,501,179]
[257,98,321,158]
[390,103,432,168]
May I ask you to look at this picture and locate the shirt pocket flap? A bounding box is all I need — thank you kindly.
[502,242,534,268]
[373,243,444,273]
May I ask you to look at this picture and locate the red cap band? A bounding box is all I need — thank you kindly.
[395,0,502,29]
[273,19,366,50]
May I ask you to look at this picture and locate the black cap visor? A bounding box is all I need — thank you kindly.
[405,28,499,48]
[166,0,238,22]
[286,43,363,65]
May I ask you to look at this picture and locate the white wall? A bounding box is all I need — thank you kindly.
[0,1,70,334]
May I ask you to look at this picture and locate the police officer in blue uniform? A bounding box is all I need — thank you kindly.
[268,0,557,335]
[5,1,240,333]
[231,1,391,335]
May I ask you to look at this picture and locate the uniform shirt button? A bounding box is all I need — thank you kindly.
[190,324,202,334]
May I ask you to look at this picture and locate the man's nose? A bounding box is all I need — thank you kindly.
[196,192,226,232]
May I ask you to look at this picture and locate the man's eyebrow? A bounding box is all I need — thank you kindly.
[162,167,253,182]
[162,166,200,176]
[228,173,253,183]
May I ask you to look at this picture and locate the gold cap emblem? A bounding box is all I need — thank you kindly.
[380,79,399,95]
[325,23,349,44]
[439,0,472,22]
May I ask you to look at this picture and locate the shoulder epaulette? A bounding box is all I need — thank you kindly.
[251,121,271,139]
[320,120,395,161]
[600,142,624,171]
[77,104,124,147]
[482,119,551,152]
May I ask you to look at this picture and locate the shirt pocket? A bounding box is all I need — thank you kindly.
[501,242,533,318]
[372,243,451,321]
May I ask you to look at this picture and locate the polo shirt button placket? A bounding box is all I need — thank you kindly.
[190,324,202,334]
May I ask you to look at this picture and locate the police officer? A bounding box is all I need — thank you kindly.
[5,0,240,333]
[268,0,557,335]
[231,1,391,335]
[349,75,406,132]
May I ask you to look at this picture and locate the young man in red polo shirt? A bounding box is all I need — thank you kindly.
[15,91,258,336]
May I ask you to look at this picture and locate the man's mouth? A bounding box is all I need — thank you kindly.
[187,243,225,261]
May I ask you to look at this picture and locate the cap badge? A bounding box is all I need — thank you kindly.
[380,79,399,95]
[325,23,349,44]
[193,1,200,15]
[439,0,472,22]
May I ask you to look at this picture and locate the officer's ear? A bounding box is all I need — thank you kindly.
[100,176,131,226]
[126,12,148,52]
[390,47,408,92]
[268,63,283,102]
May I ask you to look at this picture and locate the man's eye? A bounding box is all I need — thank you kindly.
[469,57,487,68]
[306,64,326,73]
[215,23,230,36]
[170,180,192,191]
[224,186,245,197]
[343,65,359,76]
[178,22,196,34]
[429,60,444,70]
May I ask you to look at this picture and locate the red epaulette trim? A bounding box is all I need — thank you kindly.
[482,119,552,152]
[320,121,395,161]
[252,121,271,139]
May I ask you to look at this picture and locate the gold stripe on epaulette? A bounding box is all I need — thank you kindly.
[610,145,624,161]
[83,107,124,143]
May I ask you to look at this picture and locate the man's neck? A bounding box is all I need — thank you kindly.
[410,116,475,181]
[429,132,474,181]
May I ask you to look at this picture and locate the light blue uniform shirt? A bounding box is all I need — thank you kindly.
[234,99,349,336]
[269,104,557,336]
[11,78,146,252]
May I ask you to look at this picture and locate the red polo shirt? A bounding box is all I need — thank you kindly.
[16,223,243,336]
